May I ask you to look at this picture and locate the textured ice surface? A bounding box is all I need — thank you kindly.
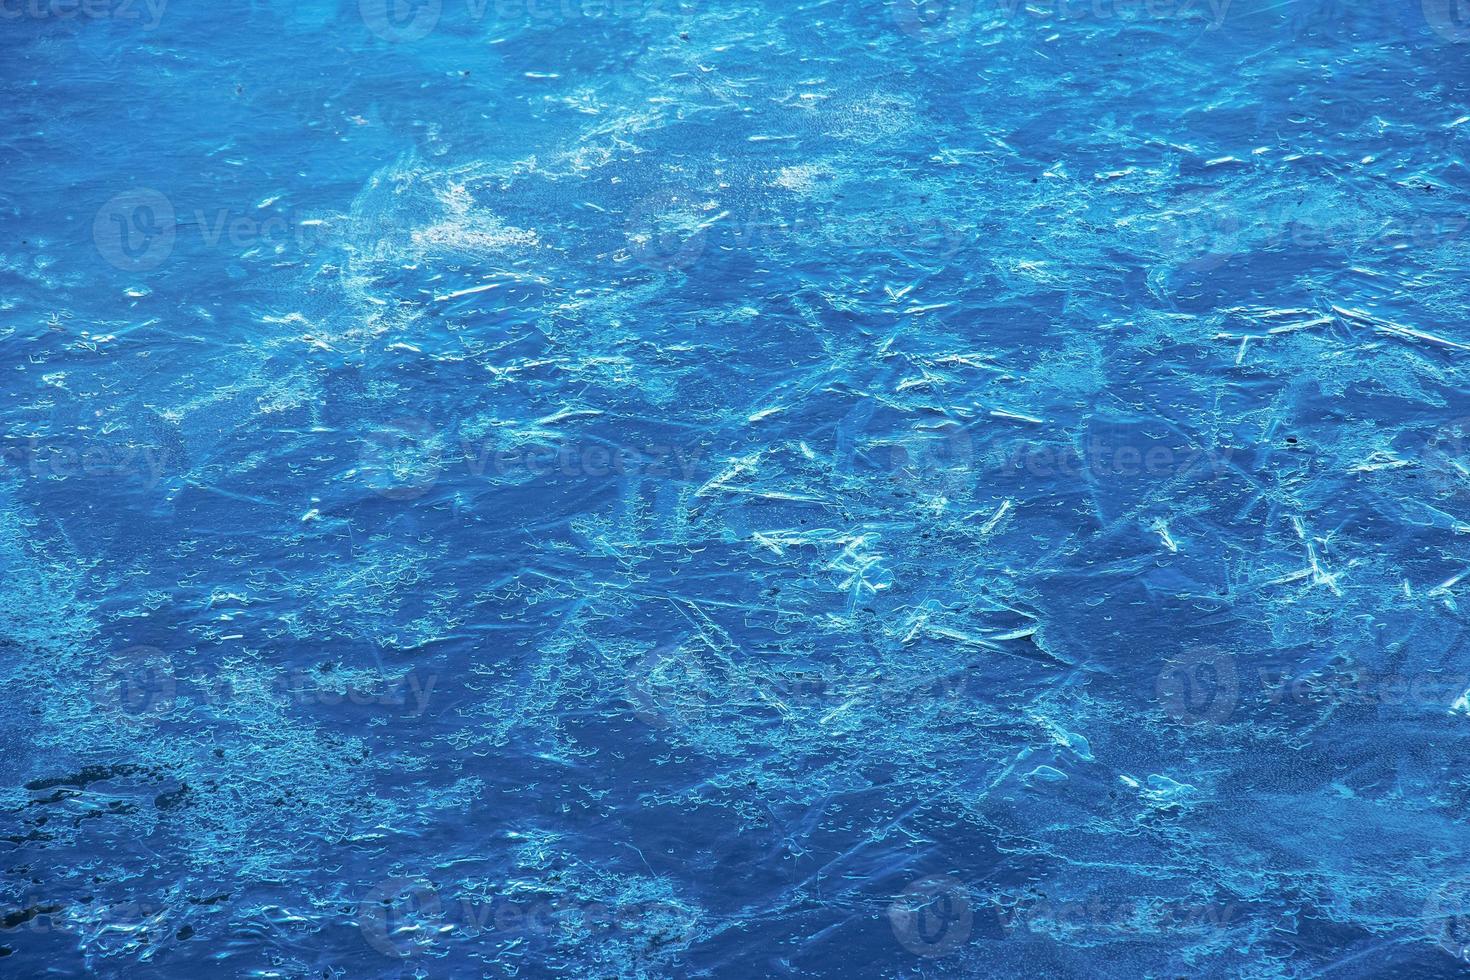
[2,1,1470,977]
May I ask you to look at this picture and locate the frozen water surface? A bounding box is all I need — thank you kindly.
[2,0,1470,976]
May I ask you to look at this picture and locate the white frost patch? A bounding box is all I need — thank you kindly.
[826,92,917,144]
[410,180,540,254]
[773,164,830,194]
[411,217,539,254]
